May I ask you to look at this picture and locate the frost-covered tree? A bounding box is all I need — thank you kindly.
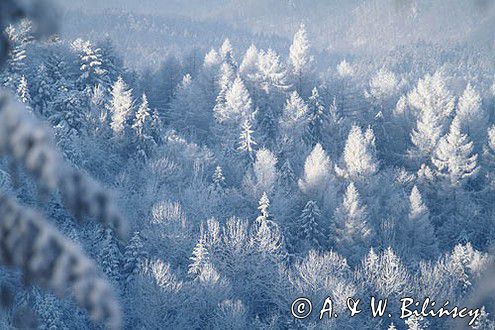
[483,125,495,188]
[279,91,308,141]
[72,38,107,91]
[297,200,325,251]
[211,165,226,192]
[337,59,354,78]
[16,75,31,105]
[359,247,409,297]
[289,24,314,95]
[408,71,454,160]
[239,44,259,77]
[108,76,133,136]
[219,76,252,124]
[277,159,296,193]
[213,62,236,122]
[243,148,278,198]
[255,48,290,93]
[132,94,151,139]
[188,239,210,278]
[456,83,486,142]
[99,228,122,284]
[365,68,399,106]
[237,119,257,160]
[304,87,327,146]
[333,182,372,265]
[31,64,53,117]
[123,231,146,285]
[432,117,478,186]
[3,21,30,87]
[336,125,378,180]
[298,143,334,201]
[220,38,237,69]
[256,192,271,224]
[404,186,438,261]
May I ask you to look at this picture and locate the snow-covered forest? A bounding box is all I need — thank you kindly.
[1,0,495,329]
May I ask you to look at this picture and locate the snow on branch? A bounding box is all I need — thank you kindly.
[0,193,121,329]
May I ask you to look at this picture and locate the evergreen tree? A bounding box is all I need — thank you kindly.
[72,38,107,91]
[298,143,334,201]
[456,83,486,142]
[219,38,237,69]
[483,125,495,188]
[337,125,378,180]
[255,48,290,93]
[132,93,152,141]
[123,231,146,285]
[3,22,30,87]
[108,76,133,136]
[218,76,252,125]
[97,37,124,89]
[211,165,226,192]
[277,159,296,193]
[99,228,122,284]
[237,119,257,160]
[298,200,325,251]
[279,91,308,143]
[188,239,210,278]
[239,44,259,78]
[432,116,478,186]
[408,71,454,160]
[289,23,314,95]
[16,75,31,106]
[256,192,271,224]
[304,87,327,146]
[333,182,372,265]
[31,64,53,116]
[405,186,438,261]
[213,62,236,122]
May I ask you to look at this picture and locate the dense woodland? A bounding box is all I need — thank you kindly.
[1,2,495,329]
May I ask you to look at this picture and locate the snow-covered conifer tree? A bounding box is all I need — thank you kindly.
[432,116,478,186]
[219,76,252,124]
[298,143,334,201]
[289,24,314,95]
[256,192,271,224]
[333,182,371,265]
[188,239,210,278]
[277,159,296,193]
[72,38,107,91]
[304,87,327,146]
[336,125,378,180]
[280,91,308,140]
[298,200,325,251]
[239,44,259,78]
[99,228,122,284]
[132,93,152,140]
[243,148,278,198]
[16,75,31,105]
[108,76,133,136]
[211,165,226,192]
[123,231,146,285]
[456,83,486,142]
[237,119,257,160]
[405,186,438,261]
[408,71,454,160]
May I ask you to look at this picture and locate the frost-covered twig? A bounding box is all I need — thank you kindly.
[0,193,121,329]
